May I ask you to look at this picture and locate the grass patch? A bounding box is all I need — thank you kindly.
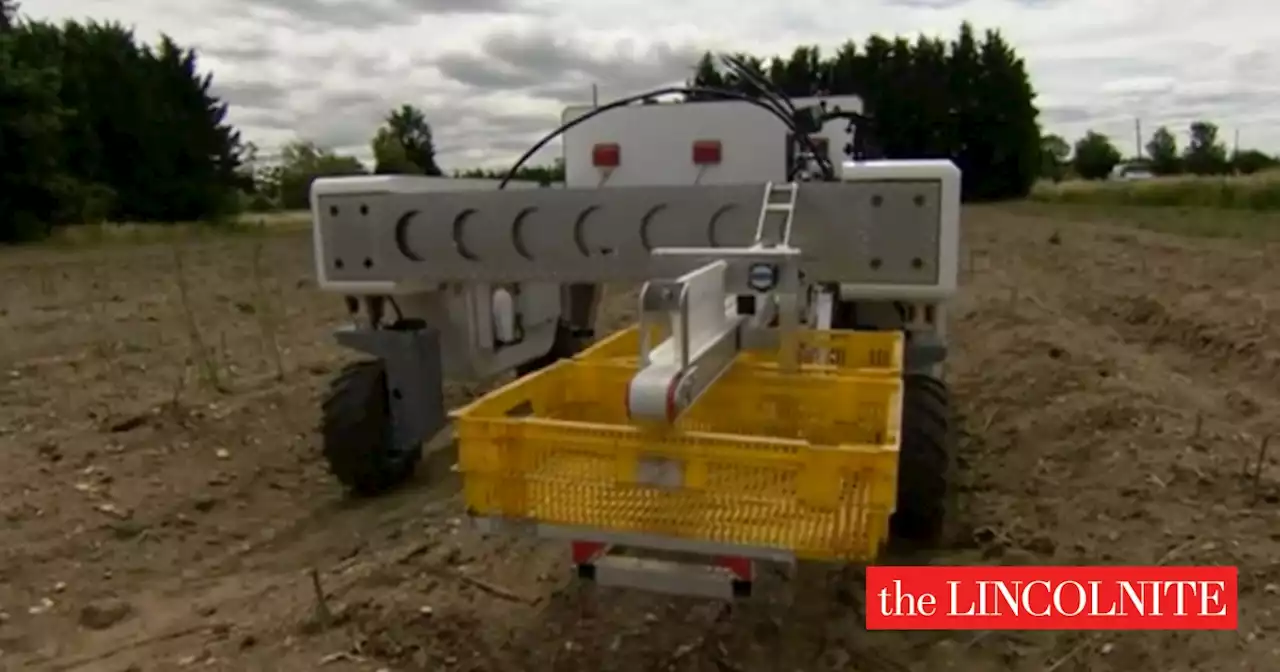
[29,210,311,249]
[1030,171,1280,212]
[1008,201,1280,241]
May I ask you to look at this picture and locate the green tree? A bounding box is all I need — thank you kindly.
[968,28,1041,199]
[1072,131,1122,180]
[905,35,952,157]
[5,18,245,230]
[1145,126,1181,175]
[372,126,421,175]
[685,52,725,100]
[253,164,285,209]
[0,15,65,241]
[719,53,769,98]
[1,9,260,241]
[1182,121,1229,175]
[770,46,823,96]
[236,141,282,212]
[1230,149,1278,175]
[454,158,565,185]
[276,140,365,210]
[686,22,1044,201]
[374,104,442,175]
[1039,134,1069,181]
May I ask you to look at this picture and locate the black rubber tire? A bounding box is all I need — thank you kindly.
[320,360,421,496]
[515,322,586,377]
[889,372,951,545]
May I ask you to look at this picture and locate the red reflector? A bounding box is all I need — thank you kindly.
[692,140,721,165]
[592,143,620,167]
[571,541,606,564]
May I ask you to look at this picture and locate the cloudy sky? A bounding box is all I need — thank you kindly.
[28,0,1280,170]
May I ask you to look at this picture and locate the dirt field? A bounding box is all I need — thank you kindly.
[0,204,1277,671]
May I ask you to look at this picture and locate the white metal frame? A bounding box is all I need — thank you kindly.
[306,98,963,599]
[561,95,865,188]
[836,160,962,302]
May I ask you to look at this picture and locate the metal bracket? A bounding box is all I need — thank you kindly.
[905,330,947,373]
[623,181,811,427]
[627,259,742,424]
[334,324,447,456]
[585,554,752,600]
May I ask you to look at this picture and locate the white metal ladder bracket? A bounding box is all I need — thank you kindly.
[755,181,798,247]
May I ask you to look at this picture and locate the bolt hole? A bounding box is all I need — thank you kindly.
[360,203,369,215]
[870,258,882,270]
[871,195,883,207]
[911,257,923,269]
[334,258,344,269]
[363,258,373,268]
[391,388,402,400]
[599,247,614,256]
[329,205,339,216]
[913,194,925,206]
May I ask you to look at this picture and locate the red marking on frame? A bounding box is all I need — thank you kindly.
[692,140,722,165]
[716,556,753,581]
[592,143,620,167]
[571,541,607,564]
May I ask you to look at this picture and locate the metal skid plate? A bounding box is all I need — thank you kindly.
[311,166,957,300]
[474,517,796,601]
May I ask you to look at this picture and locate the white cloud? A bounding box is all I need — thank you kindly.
[25,0,1280,170]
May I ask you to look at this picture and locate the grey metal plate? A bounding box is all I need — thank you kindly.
[315,181,941,285]
[592,555,739,600]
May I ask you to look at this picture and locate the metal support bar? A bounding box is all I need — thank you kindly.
[310,173,959,301]
[628,260,743,424]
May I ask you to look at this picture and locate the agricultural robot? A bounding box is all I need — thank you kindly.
[309,65,959,599]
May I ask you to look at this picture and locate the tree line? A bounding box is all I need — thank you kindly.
[687,23,1041,201]
[1041,123,1278,182]
[255,23,1044,207]
[0,1,551,240]
[17,0,1226,244]
[2,1,244,241]
[247,22,1044,209]
[240,110,567,213]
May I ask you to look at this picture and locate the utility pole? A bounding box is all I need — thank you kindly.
[592,83,599,108]
[1134,117,1143,159]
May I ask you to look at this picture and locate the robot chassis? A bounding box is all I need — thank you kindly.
[310,136,960,598]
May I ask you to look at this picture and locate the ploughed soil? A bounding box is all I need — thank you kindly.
[0,204,1276,671]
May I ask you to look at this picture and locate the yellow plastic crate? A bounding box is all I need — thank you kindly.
[576,324,904,376]
[452,357,903,561]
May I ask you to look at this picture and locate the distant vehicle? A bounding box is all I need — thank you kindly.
[1110,162,1154,181]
